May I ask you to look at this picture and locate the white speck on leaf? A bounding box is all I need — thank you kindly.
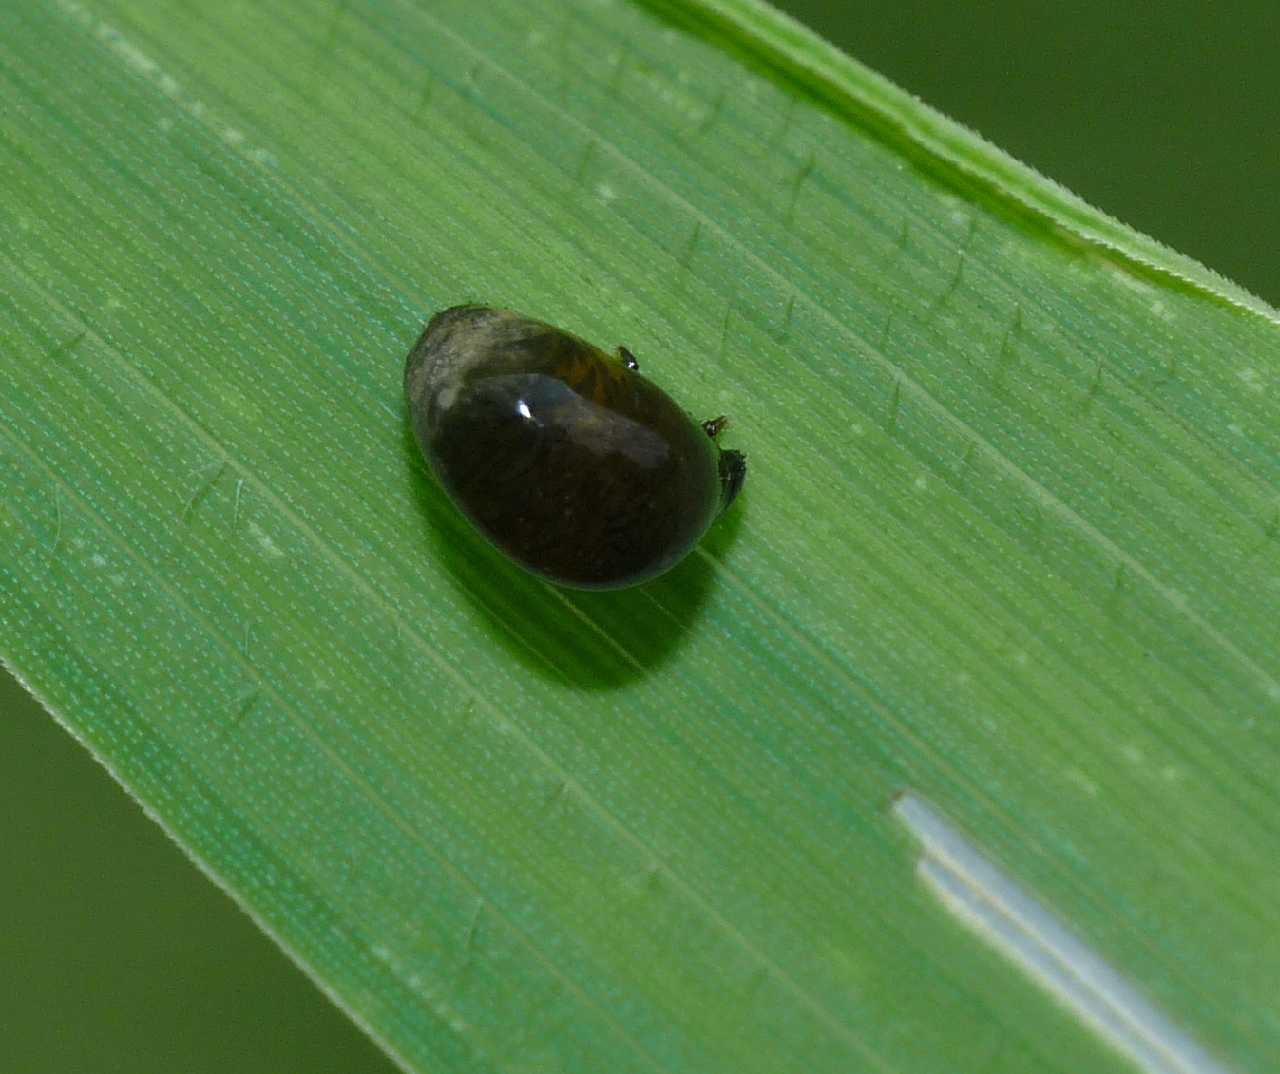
[1237,367,1265,392]
[247,521,284,558]
[1064,769,1099,797]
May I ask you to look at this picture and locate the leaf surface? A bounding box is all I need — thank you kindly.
[2,2,1277,1071]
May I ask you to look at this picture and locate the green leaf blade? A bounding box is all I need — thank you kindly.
[3,1,1278,1072]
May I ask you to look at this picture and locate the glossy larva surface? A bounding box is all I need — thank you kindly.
[404,305,745,589]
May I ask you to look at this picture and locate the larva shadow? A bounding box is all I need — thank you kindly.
[402,425,733,690]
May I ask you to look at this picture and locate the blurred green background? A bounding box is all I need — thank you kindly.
[3,2,1276,1070]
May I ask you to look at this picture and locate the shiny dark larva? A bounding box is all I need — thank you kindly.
[404,305,746,590]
